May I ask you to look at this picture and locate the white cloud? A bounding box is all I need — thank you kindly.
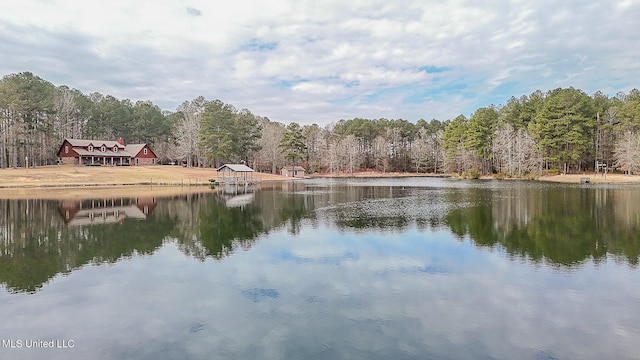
[0,0,638,124]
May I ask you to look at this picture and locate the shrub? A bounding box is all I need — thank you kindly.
[461,169,480,179]
[467,168,481,179]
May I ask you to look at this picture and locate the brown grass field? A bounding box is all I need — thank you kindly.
[0,164,291,187]
[536,173,640,184]
[0,165,292,199]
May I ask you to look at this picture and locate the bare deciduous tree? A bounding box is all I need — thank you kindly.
[303,124,324,173]
[174,97,206,167]
[341,134,361,175]
[412,127,430,173]
[613,131,640,175]
[372,135,389,173]
[255,119,285,173]
[493,124,543,176]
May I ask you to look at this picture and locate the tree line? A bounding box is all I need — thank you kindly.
[1,71,639,175]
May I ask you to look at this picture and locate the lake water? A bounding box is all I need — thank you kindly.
[1,178,639,359]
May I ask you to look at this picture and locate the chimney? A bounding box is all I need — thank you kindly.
[117,138,125,145]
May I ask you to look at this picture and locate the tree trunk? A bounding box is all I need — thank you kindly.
[12,140,18,168]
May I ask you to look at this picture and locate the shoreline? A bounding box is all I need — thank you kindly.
[308,171,450,179]
[1,166,639,193]
[535,173,640,184]
[0,185,214,200]
[309,170,640,184]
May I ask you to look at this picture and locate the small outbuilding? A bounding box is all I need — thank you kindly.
[216,164,256,184]
[281,165,306,178]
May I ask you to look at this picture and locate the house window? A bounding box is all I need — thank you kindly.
[101,145,106,152]
[65,145,69,154]
[143,148,148,155]
[113,146,118,153]
[88,145,93,152]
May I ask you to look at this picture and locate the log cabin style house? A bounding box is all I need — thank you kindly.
[56,138,157,166]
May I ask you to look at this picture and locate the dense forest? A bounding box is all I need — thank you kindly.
[1,71,640,176]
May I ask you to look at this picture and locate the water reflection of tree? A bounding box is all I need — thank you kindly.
[4,183,640,293]
[0,188,323,293]
[444,186,640,267]
[319,183,640,267]
[275,192,314,235]
[197,199,266,259]
[0,199,175,293]
[174,189,315,260]
[328,186,412,230]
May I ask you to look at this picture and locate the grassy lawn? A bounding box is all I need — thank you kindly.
[0,165,290,188]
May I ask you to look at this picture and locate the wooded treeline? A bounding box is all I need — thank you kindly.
[2,71,640,175]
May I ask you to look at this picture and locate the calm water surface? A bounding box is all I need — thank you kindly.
[1,178,639,359]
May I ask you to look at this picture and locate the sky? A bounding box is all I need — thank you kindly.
[0,0,638,125]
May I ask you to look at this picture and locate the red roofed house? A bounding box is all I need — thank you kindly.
[56,138,157,166]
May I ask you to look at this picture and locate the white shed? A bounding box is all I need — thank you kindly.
[281,165,306,178]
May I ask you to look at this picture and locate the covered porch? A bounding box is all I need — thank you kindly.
[79,155,131,166]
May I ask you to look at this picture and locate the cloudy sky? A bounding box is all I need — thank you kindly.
[1,0,638,124]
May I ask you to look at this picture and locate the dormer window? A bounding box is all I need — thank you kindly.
[101,145,106,152]
[88,145,94,152]
[113,146,118,153]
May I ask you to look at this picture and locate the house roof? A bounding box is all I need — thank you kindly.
[66,139,125,149]
[283,166,305,171]
[59,138,155,158]
[124,144,147,156]
[216,164,255,172]
[74,149,134,157]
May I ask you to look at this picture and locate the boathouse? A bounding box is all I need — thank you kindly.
[216,164,256,184]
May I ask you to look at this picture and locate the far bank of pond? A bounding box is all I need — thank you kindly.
[1,164,640,191]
